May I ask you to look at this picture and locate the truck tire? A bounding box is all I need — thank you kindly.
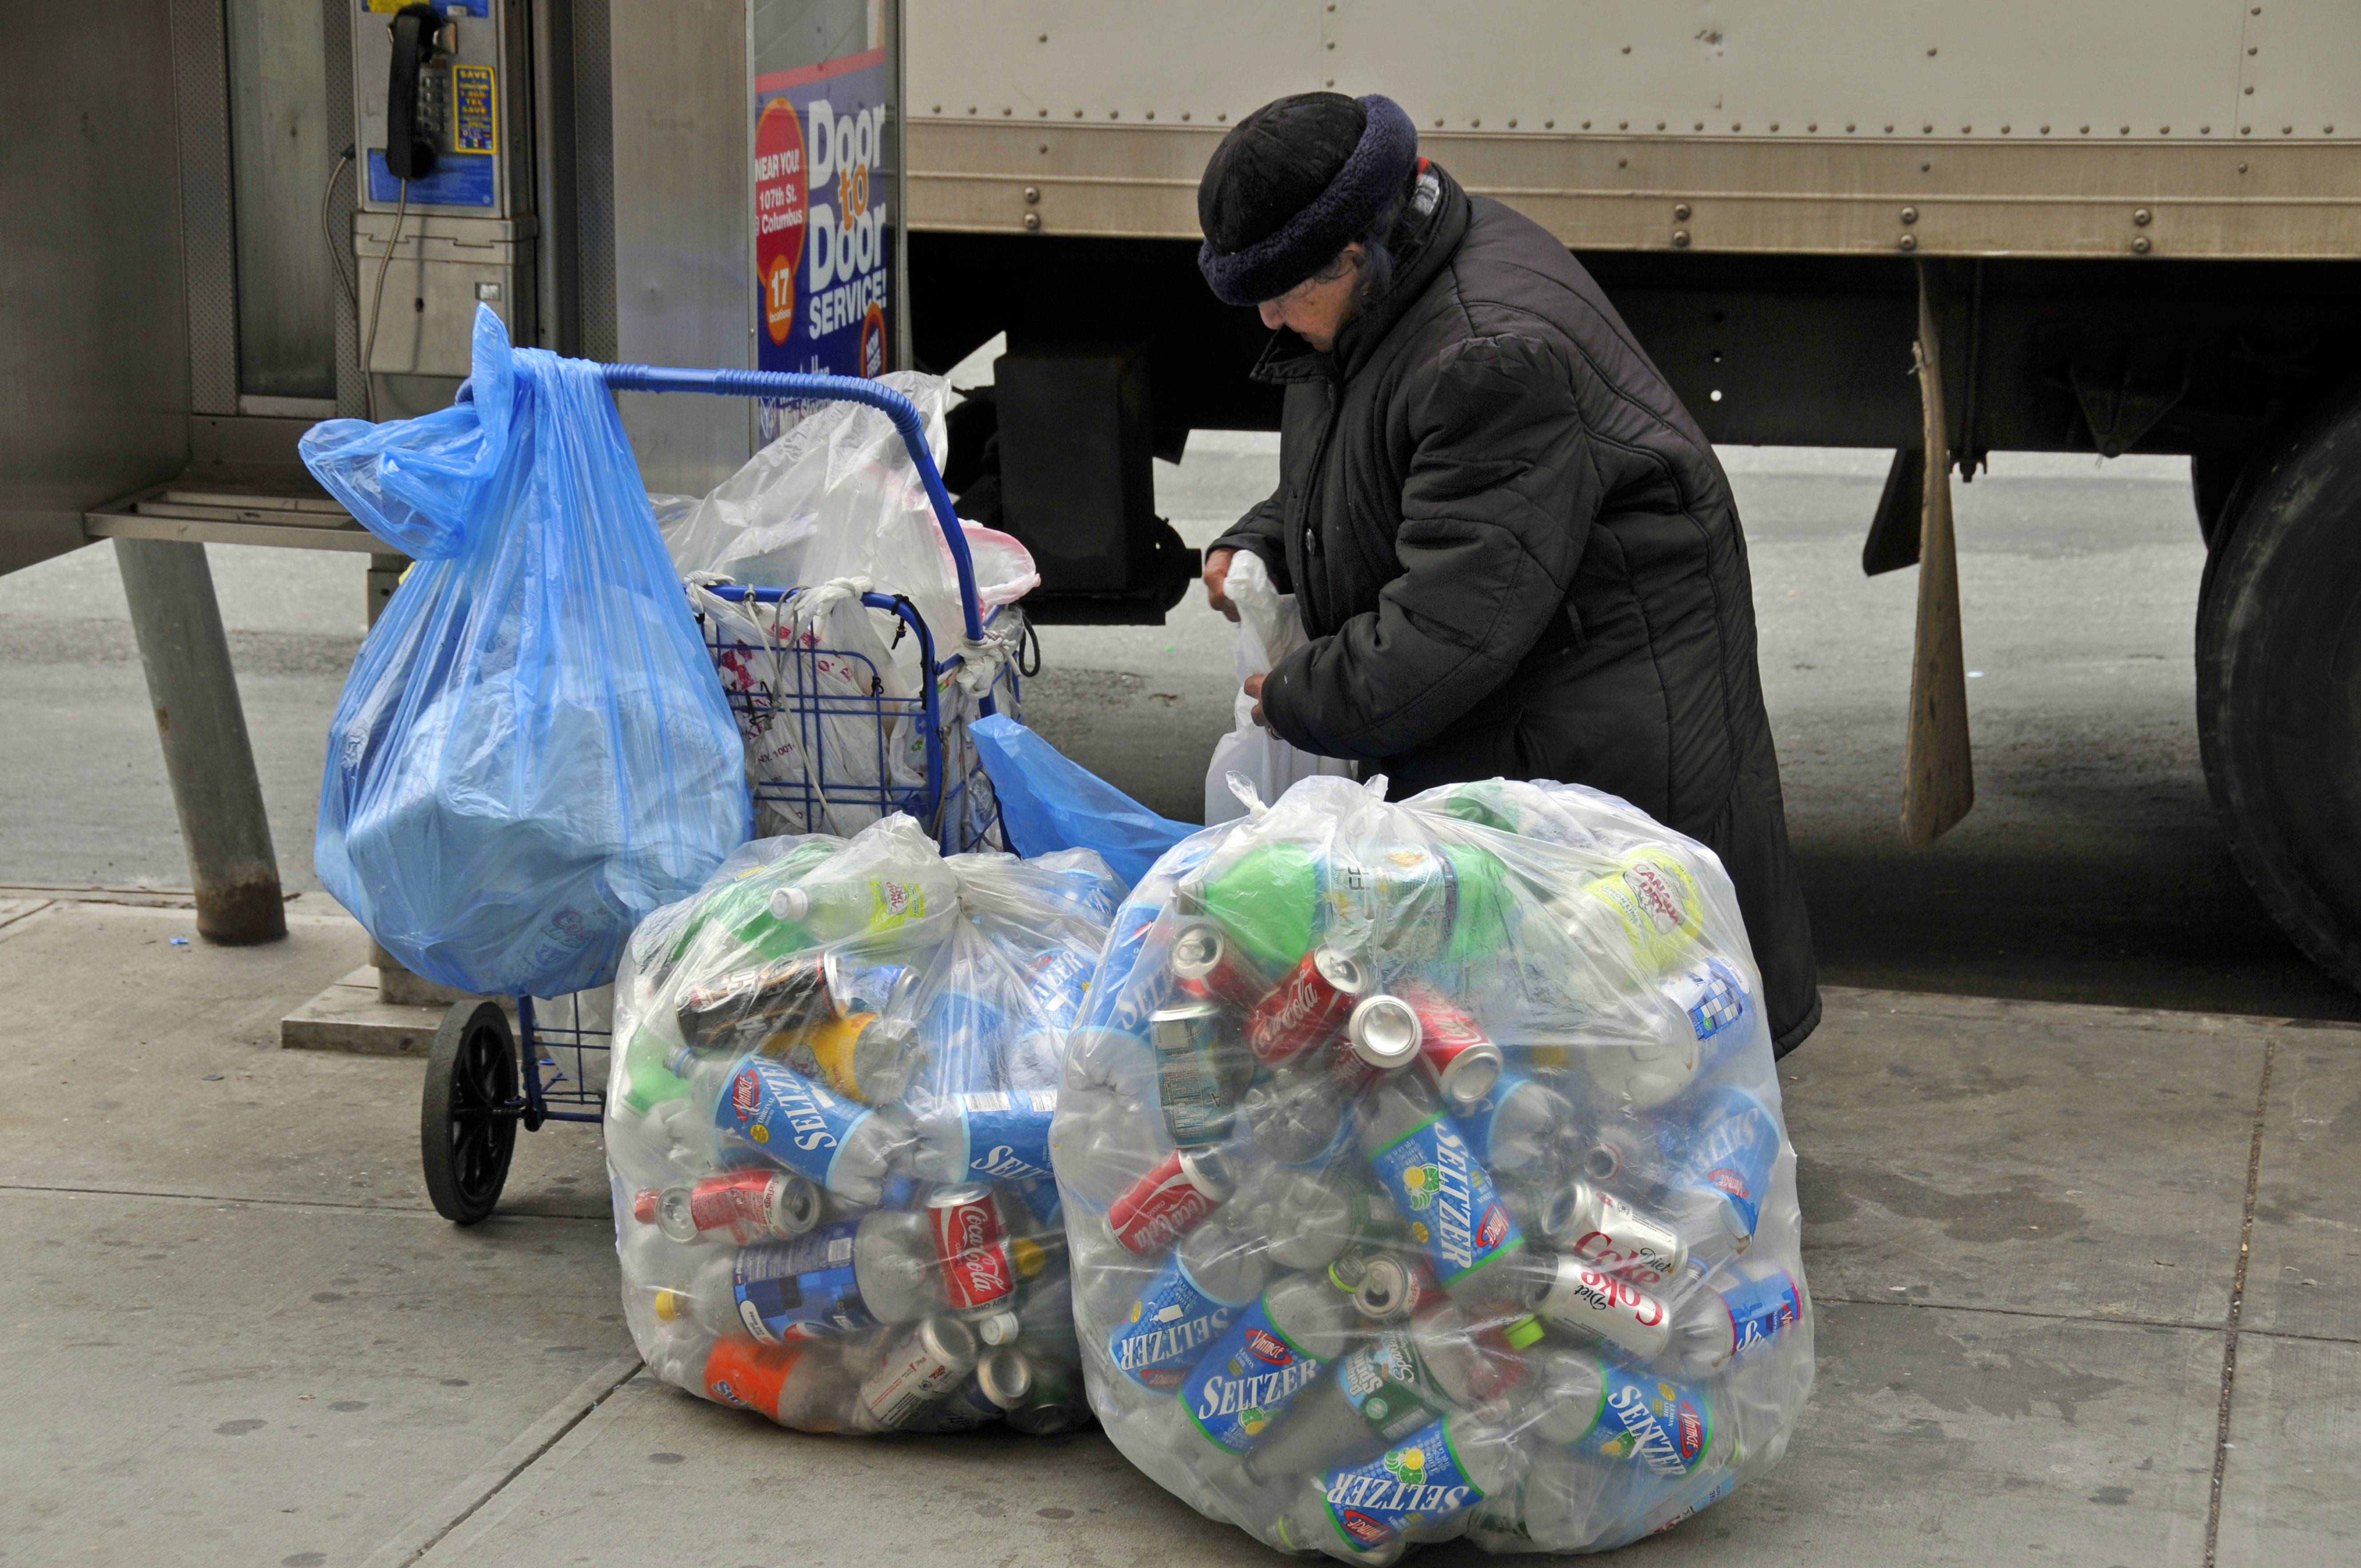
[2197,390,2361,991]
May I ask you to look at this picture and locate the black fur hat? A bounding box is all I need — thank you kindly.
[1196,92,1418,307]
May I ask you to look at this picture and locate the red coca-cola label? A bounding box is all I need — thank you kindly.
[1108,1153,1219,1254]
[1245,951,1354,1064]
[689,1170,779,1240]
[631,1188,660,1225]
[929,1192,1012,1310]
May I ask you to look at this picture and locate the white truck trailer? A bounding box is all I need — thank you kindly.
[9,0,2360,987]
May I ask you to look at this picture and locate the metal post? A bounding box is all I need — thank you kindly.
[113,537,287,944]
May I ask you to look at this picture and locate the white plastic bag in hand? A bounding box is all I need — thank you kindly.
[1203,550,1351,825]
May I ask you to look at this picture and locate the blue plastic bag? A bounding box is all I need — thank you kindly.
[302,307,750,996]
[968,713,1190,887]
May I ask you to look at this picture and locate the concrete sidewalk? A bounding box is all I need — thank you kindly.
[2,896,2353,1567]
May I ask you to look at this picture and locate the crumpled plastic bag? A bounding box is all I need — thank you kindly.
[1206,550,1352,825]
[1051,772,1812,1559]
[969,713,1194,885]
[301,306,749,996]
[606,814,1120,1437]
[656,372,1037,670]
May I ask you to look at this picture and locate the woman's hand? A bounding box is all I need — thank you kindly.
[1244,671,1267,728]
[1203,547,1242,622]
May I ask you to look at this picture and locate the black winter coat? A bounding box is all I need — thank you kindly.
[1210,164,1821,1054]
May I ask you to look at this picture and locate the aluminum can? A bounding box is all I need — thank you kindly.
[674,951,836,1054]
[1537,1254,1673,1361]
[926,1184,1018,1332]
[976,1343,1033,1410]
[1107,1146,1234,1255]
[860,1315,978,1428]
[1539,1180,1689,1289]
[1320,992,1422,1094]
[1004,1360,1091,1436]
[1245,947,1370,1065]
[1168,919,1270,1011]
[1397,979,1504,1110]
[1347,1252,1426,1323]
[637,1169,822,1246]
[1151,998,1248,1146]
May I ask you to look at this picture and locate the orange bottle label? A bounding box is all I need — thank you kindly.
[702,1337,800,1421]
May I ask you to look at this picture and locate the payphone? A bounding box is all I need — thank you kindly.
[350,0,537,417]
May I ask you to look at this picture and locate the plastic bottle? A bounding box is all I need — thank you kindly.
[1192,838,1513,971]
[650,1210,940,1341]
[1106,1217,1271,1391]
[691,1336,880,1433]
[779,1011,925,1106]
[768,872,933,946]
[1047,1080,1158,1209]
[1666,1266,1805,1377]
[910,1087,1059,1184]
[1177,1268,1358,1456]
[665,841,842,966]
[1274,1415,1521,1559]
[1357,1071,1530,1306]
[1451,1071,1571,1178]
[1242,1060,1352,1165]
[1252,1165,1359,1273]
[685,1051,909,1206]
[1242,1304,1531,1484]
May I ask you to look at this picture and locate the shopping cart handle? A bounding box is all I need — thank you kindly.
[599,364,987,646]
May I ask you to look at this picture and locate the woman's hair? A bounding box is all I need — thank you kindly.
[1311,168,1417,307]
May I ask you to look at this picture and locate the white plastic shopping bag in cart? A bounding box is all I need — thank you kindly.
[1204,549,1352,825]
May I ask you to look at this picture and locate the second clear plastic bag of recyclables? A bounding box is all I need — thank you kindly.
[605,812,1124,1437]
[301,307,749,997]
[1050,775,1812,1560]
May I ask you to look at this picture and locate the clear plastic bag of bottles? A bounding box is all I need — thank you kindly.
[605,813,1123,1437]
[1051,775,1812,1560]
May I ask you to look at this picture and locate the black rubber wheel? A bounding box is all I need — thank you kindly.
[2190,449,2250,551]
[422,1001,519,1225]
[2197,389,2361,992]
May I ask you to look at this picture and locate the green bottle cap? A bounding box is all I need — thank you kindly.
[1503,1313,1545,1351]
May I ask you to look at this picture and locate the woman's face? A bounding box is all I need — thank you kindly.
[1258,244,1366,352]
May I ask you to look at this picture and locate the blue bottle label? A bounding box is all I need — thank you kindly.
[1321,1418,1485,1552]
[1719,1270,1803,1360]
[1181,1291,1329,1453]
[1566,1365,1715,1478]
[948,1089,1058,1182]
[1679,1088,1780,1240]
[1107,1253,1246,1390]
[731,1220,877,1342]
[715,1055,876,1194]
[1022,947,1096,1029]
[1365,1114,1523,1285]
[1082,896,1171,1040]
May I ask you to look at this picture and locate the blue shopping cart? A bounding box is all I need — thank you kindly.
[420,366,1020,1225]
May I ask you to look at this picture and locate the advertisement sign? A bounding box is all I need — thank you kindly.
[753,46,892,437]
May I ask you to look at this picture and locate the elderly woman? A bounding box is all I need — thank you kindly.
[1197,92,1820,1053]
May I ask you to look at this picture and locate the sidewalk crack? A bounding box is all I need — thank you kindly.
[2206,1034,2274,1568]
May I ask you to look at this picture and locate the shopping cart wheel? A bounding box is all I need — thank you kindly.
[422,1000,518,1225]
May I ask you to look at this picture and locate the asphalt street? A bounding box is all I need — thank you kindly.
[4,432,2352,1026]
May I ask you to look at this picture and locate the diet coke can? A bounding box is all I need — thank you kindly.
[1245,947,1370,1065]
[1107,1146,1234,1255]
[1536,1253,1673,1361]
[1151,998,1249,1146]
[1321,992,1422,1094]
[926,1185,1020,1343]
[1539,1180,1689,1288]
[861,1315,978,1428]
[1168,919,1269,1011]
[1397,979,1504,1109]
[634,1169,823,1246]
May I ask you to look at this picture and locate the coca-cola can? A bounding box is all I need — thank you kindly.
[1537,1253,1673,1361]
[639,1170,822,1245]
[1538,1180,1689,1288]
[1168,919,1269,1011]
[926,1184,1016,1315]
[1349,1253,1431,1322]
[1151,998,1248,1146]
[860,1315,978,1428]
[1398,979,1504,1110]
[1107,1146,1234,1255]
[1322,992,1422,1094]
[1245,947,1370,1065]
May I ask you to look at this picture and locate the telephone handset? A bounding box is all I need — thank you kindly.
[384,4,454,182]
